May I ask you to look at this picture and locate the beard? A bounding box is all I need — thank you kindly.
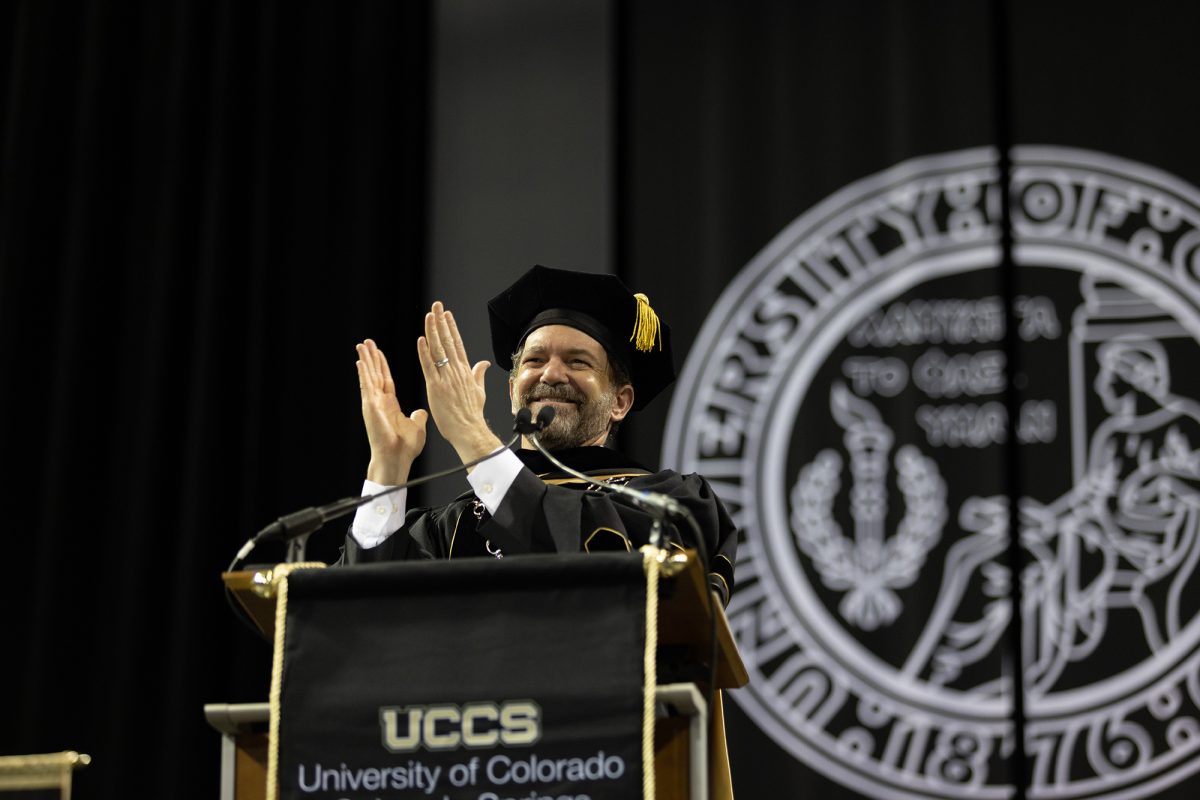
[520,383,615,449]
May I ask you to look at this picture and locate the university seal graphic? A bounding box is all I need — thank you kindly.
[663,147,1200,799]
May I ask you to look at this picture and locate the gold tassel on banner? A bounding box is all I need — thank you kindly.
[641,545,664,800]
[630,293,662,353]
[262,562,326,800]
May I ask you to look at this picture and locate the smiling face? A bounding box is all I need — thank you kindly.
[509,324,635,449]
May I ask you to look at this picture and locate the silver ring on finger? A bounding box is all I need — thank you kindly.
[434,357,450,368]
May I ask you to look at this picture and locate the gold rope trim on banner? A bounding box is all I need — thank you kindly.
[640,545,663,800]
[263,562,326,800]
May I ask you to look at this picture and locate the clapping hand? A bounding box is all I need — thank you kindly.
[417,301,502,465]
[356,338,429,485]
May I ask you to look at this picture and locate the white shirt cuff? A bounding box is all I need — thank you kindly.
[467,448,524,515]
[350,480,407,548]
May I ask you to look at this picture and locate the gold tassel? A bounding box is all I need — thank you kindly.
[631,293,662,353]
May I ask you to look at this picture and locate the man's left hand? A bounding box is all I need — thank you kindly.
[418,301,503,466]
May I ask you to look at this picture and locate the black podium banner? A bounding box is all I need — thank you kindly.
[275,554,647,800]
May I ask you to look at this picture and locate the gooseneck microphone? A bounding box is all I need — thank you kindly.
[526,404,720,697]
[525,406,697,546]
[224,420,526,640]
[229,429,523,571]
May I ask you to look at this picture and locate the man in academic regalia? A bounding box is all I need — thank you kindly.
[341,265,737,603]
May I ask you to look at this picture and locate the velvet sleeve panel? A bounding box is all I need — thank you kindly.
[473,467,737,604]
[337,466,739,605]
[339,501,471,563]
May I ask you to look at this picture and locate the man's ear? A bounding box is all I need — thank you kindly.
[611,384,635,422]
[509,375,518,413]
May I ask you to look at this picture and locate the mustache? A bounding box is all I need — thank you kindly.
[523,385,586,405]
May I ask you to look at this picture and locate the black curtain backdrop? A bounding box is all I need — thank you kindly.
[617,0,999,470]
[1,2,429,797]
[8,1,1200,799]
[619,5,1000,797]
[619,2,1200,799]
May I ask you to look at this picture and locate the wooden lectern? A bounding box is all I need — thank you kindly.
[0,751,90,799]
[208,550,746,800]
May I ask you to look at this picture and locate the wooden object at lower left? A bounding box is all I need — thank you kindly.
[0,751,90,799]
[222,568,283,639]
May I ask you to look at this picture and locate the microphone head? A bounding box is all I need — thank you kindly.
[535,405,556,430]
[513,407,535,434]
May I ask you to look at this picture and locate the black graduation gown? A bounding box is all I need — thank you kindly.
[341,446,737,604]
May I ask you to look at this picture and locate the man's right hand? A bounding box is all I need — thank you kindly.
[357,338,429,485]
